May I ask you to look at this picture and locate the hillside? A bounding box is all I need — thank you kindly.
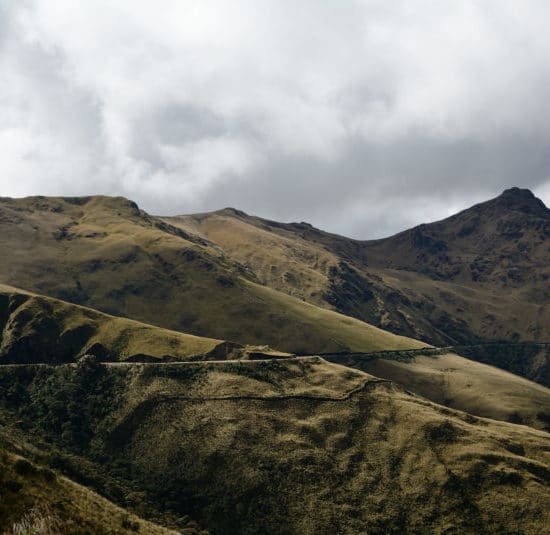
[0,284,238,363]
[2,283,547,432]
[326,351,550,431]
[0,195,425,354]
[0,358,548,534]
[0,446,196,534]
[166,188,550,377]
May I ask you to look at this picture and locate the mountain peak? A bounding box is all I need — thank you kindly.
[218,207,248,217]
[493,187,548,216]
[500,186,536,200]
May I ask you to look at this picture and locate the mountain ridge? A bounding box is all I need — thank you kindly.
[0,194,425,354]
[165,187,550,348]
[1,189,550,533]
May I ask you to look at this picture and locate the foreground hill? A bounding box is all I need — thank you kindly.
[0,446,192,534]
[0,284,238,363]
[166,188,550,377]
[0,358,548,534]
[0,195,424,353]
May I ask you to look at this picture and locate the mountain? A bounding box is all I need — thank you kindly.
[1,191,550,533]
[166,188,550,381]
[359,187,550,342]
[0,357,548,534]
[364,187,550,282]
[0,195,424,354]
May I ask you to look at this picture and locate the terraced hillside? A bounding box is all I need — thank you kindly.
[0,358,548,535]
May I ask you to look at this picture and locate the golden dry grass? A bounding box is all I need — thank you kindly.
[168,210,338,306]
[0,449,184,535]
[165,193,550,350]
[1,357,549,534]
[0,284,224,362]
[244,279,428,352]
[0,195,426,354]
[102,358,550,534]
[338,351,550,430]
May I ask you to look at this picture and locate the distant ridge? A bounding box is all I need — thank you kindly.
[165,187,550,374]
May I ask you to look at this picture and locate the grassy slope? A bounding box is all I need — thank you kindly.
[166,191,550,375]
[168,208,338,306]
[0,284,227,362]
[1,358,548,535]
[0,447,190,535]
[167,209,489,345]
[454,343,550,387]
[330,352,550,431]
[242,280,426,352]
[167,210,452,347]
[0,195,424,353]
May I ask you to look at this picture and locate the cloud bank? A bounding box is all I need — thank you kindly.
[2,0,550,237]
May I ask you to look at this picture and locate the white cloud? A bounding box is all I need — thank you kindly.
[1,0,550,236]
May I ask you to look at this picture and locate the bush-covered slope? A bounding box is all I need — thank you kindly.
[0,358,548,535]
[0,446,194,534]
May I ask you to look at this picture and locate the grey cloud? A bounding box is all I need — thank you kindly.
[129,104,260,170]
[1,1,550,238]
[189,132,550,239]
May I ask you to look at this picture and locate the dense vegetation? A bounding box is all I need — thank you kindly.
[0,444,184,535]
[0,358,548,534]
[0,358,208,532]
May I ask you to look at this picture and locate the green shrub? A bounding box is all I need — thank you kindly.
[38,467,57,483]
[13,459,37,476]
[2,479,23,493]
[425,420,460,445]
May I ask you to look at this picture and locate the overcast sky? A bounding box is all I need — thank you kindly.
[2,1,550,238]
